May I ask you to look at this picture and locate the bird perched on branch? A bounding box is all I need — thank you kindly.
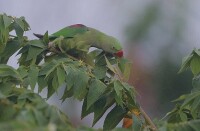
[34,24,123,57]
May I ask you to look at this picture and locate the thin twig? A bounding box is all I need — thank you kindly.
[140,107,157,131]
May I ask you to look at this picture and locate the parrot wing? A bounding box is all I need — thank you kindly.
[34,24,88,39]
[51,24,88,38]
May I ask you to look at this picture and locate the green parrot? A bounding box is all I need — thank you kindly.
[34,24,123,57]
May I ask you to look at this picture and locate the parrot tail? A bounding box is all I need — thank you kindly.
[33,33,44,39]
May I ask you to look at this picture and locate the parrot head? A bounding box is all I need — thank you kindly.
[103,36,123,58]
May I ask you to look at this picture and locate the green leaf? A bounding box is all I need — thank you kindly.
[95,53,106,66]
[118,58,132,81]
[64,66,76,91]
[44,68,55,83]
[14,106,35,123]
[15,18,25,31]
[56,66,65,87]
[0,104,17,121]
[33,109,48,126]
[172,94,188,102]
[61,85,74,102]
[28,65,39,90]
[0,15,9,53]
[190,54,200,75]
[43,31,49,44]
[28,40,46,48]
[103,105,127,130]
[114,80,123,106]
[81,93,114,126]
[178,53,193,74]
[47,82,55,99]
[181,91,200,109]
[191,96,200,118]
[73,70,89,100]
[52,75,58,91]
[13,22,24,38]
[114,94,123,107]
[2,14,12,28]
[0,40,21,63]
[0,15,4,29]
[93,66,107,79]
[105,56,116,73]
[17,45,29,55]
[163,105,182,123]
[39,60,57,76]
[192,75,200,92]
[26,46,44,61]
[0,64,21,79]
[17,66,28,78]
[81,98,94,119]
[122,82,136,108]
[63,62,88,98]
[92,94,115,126]
[194,49,200,56]
[161,119,200,131]
[132,114,142,131]
[87,79,107,110]
[0,82,14,96]
[83,52,95,66]
[21,17,30,31]
[92,97,108,126]
[0,92,5,99]
[179,111,187,122]
[38,75,47,92]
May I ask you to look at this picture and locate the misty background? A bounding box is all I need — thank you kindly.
[1,0,200,128]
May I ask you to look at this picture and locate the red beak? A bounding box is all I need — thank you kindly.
[115,50,123,57]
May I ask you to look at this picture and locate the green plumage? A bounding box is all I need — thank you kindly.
[34,24,123,55]
[52,25,88,38]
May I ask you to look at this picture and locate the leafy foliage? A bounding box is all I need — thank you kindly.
[0,13,29,63]
[2,13,200,131]
[0,13,139,130]
[167,49,200,121]
[157,49,200,130]
[0,64,73,130]
[0,88,74,131]
[178,48,200,76]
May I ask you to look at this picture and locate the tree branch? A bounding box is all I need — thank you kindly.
[140,107,157,131]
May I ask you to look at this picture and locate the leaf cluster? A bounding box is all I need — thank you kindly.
[0,13,138,130]
[17,37,136,130]
[0,13,30,64]
[157,49,200,131]
[0,66,73,130]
